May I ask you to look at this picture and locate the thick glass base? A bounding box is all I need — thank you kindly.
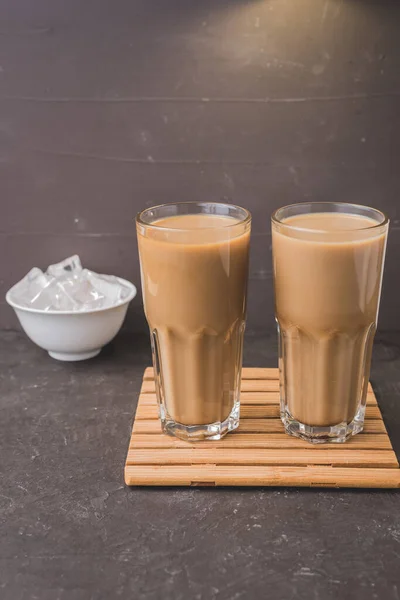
[281,405,365,444]
[161,401,240,442]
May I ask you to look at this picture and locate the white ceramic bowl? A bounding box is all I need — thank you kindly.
[6,277,137,361]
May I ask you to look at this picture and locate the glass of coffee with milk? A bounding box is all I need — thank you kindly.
[272,202,389,443]
[137,202,251,441]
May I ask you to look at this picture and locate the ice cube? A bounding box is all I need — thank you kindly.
[52,280,80,311]
[66,275,107,310]
[9,257,132,313]
[29,283,56,311]
[119,281,132,300]
[25,279,78,311]
[90,272,132,300]
[47,255,82,278]
[84,270,123,306]
[10,268,53,307]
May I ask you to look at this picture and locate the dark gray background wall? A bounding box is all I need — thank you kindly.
[1,0,399,333]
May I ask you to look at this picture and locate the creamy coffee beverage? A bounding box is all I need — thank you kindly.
[137,206,251,440]
[272,207,388,442]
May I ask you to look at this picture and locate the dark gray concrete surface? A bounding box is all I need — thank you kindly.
[1,0,400,332]
[1,330,399,600]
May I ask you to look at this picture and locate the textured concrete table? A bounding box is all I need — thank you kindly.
[1,330,400,600]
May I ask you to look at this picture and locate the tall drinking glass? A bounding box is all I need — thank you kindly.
[271,202,389,443]
[137,202,251,441]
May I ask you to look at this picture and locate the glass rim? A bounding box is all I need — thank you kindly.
[271,202,389,233]
[136,201,251,232]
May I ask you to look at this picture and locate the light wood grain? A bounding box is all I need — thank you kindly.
[140,378,281,394]
[142,367,374,392]
[131,417,387,435]
[127,448,398,467]
[134,403,383,421]
[138,390,378,407]
[143,367,281,381]
[125,465,400,488]
[130,433,393,450]
[125,368,399,488]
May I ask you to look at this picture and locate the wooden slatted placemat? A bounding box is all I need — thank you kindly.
[125,368,400,488]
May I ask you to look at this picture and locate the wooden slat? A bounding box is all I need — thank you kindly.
[130,433,393,450]
[127,448,398,468]
[143,366,373,392]
[134,403,383,421]
[242,368,280,380]
[138,390,378,407]
[125,368,399,488]
[138,391,282,405]
[236,418,387,435]
[143,367,154,380]
[140,386,280,398]
[132,419,164,434]
[125,465,400,488]
[140,379,280,394]
[143,367,281,381]
[132,417,388,435]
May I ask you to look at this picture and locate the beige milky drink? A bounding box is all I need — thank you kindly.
[272,203,388,443]
[137,203,251,441]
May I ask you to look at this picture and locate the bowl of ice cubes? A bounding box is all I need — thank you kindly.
[6,255,137,361]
